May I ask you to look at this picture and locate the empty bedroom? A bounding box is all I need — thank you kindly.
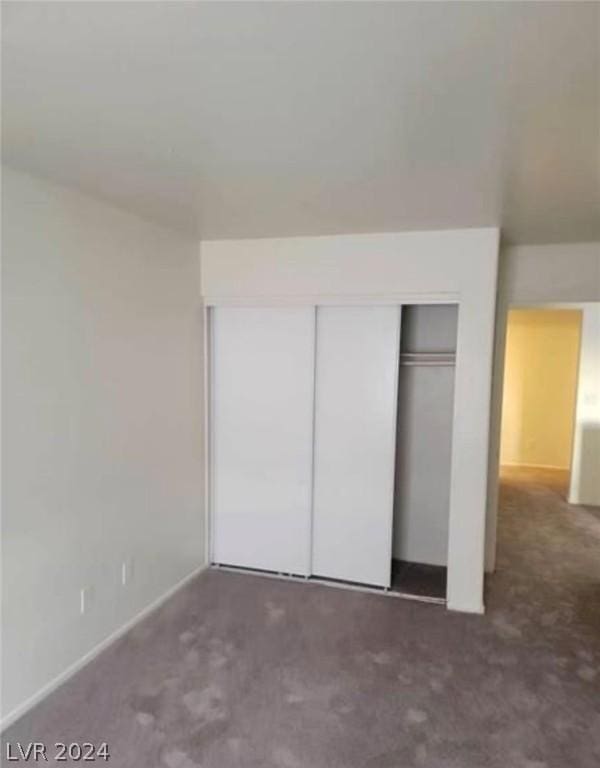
[1,2,599,767]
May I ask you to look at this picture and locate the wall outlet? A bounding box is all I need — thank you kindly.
[80,586,94,615]
[121,558,134,587]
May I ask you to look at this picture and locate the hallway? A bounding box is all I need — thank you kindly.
[491,466,600,646]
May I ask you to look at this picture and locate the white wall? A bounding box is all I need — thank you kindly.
[201,229,499,613]
[569,304,600,506]
[393,305,458,567]
[501,243,600,305]
[485,242,600,570]
[394,365,454,567]
[1,169,205,725]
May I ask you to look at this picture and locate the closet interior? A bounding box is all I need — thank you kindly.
[209,303,458,605]
[391,304,457,601]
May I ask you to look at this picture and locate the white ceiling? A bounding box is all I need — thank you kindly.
[2,2,599,244]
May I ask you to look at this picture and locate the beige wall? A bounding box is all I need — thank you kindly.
[500,309,581,469]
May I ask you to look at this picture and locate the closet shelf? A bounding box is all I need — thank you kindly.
[400,351,456,367]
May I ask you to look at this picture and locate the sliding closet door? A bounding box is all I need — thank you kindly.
[312,306,401,587]
[211,307,315,576]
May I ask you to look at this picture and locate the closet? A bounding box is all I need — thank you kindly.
[210,303,457,602]
[211,308,315,576]
[392,305,457,599]
[311,306,400,587]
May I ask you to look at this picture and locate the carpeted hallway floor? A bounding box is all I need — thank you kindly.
[3,468,599,767]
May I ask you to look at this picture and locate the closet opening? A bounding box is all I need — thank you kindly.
[391,304,458,603]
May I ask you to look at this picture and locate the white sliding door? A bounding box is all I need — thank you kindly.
[211,307,315,575]
[312,306,401,587]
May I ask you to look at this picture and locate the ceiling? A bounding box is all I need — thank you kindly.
[2,2,599,244]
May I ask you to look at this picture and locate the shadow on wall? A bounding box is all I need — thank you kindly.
[573,424,600,507]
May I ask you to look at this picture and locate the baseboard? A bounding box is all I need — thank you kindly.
[568,492,600,507]
[447,600,485,615]
[501,462,569,471]
[0,562,208,733]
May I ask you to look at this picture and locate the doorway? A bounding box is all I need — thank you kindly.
[208,302,460,604]
[390,304,457,602]
[494,304,600,633]
[499,308,582,497]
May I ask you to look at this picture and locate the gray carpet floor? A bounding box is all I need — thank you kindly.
[3,468,599,767]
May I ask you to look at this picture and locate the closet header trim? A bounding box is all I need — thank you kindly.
[203,292,460,308]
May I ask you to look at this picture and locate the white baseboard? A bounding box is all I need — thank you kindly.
[0,562,208,733]
[447,600,485,615]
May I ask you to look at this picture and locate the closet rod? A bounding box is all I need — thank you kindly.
[400,360,455,367]
[400,351,455,367]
